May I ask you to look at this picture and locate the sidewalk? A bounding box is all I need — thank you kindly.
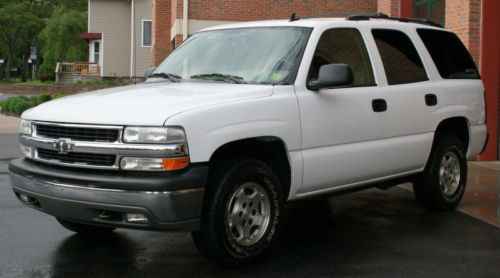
[460,161,500,228]
[0,113,20,133]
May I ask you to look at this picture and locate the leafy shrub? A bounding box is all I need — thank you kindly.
[13,100,33,114]
[0,93,67,116]
[52,93,67,99]
[37,93,53,104]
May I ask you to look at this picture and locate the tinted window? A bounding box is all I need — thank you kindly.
[372,29,428,85]
[417,29,480,79]
[308,28,375,87]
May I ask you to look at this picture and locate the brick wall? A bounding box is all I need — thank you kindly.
[445,0,481,66]
[152,0,172,66]
[186,0,377,21]
[377,0,399,16]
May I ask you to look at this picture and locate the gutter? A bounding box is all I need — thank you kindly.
[183,0,189,41]
[130,0,135,79]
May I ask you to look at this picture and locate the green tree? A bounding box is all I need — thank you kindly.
[0,2,44,80]
[57,0,87,11]
[38,6,88,81]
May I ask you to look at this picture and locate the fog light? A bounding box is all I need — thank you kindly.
[20,145,33,158]
[126,213,149,224]
[20,193,30,202]
[19,193,36,204]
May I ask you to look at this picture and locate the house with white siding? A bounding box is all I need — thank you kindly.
[80,0,153,79]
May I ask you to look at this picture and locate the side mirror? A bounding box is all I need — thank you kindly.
[308,63,353,91]
[145,67,157,78]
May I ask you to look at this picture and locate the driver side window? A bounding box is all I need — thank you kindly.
[308,28,375,87]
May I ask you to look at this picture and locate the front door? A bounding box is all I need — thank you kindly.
[296,28,390,194]
[90,40,101,64]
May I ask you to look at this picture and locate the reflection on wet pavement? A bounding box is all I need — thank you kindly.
[460,162,500,227]
[1,158,499,277]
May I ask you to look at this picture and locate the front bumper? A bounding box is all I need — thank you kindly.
[9,158,208,231]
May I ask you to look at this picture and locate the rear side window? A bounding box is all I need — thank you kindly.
[417,29,480,79]
[372,29,428,85]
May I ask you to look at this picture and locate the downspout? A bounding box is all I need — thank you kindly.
[130,0,135,80]
[183,0,188,41]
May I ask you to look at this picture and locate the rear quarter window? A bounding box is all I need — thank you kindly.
[417,29,480,79]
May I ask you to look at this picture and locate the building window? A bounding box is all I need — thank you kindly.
[142,20,152,47]
[414,0,445,26]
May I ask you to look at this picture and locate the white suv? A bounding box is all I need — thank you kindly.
[10,13,487,265]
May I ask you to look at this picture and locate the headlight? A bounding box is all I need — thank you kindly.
[20,119,32,135]
[123,126,186,143]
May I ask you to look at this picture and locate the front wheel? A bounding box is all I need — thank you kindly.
[192,158,284,266]
[413,135,467,211]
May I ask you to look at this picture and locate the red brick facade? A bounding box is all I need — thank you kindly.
[152,0,172,66]
[185,0,377,21]
[378,0,399,16]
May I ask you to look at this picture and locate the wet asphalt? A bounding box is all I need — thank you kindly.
[0,133,499,277]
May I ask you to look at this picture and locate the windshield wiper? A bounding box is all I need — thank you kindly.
[149,72,182,82]
[190,73,247,84]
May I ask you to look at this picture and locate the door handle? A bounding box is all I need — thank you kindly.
[425,94,438,106]
[372,99,387,112]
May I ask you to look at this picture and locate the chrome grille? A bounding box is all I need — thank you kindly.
[35,123,120,142]
[37,148,116,167]
[21,122,186,170]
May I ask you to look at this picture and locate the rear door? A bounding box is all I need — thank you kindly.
[371,28,436,174]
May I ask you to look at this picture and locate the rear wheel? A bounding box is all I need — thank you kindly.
[192,158,284,266]
[413,135,467,211]
[57,218,116,235]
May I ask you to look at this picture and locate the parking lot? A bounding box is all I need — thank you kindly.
[0,133,499,277]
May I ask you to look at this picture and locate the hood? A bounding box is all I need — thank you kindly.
[23,82,273,126]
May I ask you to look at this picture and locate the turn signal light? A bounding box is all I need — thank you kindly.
[163,157,189,171]
[120,156,189,171]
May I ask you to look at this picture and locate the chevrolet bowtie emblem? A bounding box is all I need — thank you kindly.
[53,138,73,154]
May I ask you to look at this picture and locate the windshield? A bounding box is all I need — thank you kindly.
[151,27,311,85]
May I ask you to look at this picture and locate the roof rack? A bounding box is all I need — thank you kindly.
[289,12,351,21]
[346,12,442,28]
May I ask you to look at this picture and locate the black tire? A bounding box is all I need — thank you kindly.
[57,218,116,235]
[413,135,467,211]
[192,158,285,266]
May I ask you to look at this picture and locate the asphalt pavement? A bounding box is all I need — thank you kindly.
[0,133,499,277]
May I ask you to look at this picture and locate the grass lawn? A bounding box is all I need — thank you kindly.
[16,80,55,86]
[0,78,54,86]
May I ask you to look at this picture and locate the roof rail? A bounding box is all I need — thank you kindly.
[346,12,442,28]
[287,12,352,21]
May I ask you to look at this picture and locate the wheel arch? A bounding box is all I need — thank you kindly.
[207,136,292,198]
[433,116,470,153]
